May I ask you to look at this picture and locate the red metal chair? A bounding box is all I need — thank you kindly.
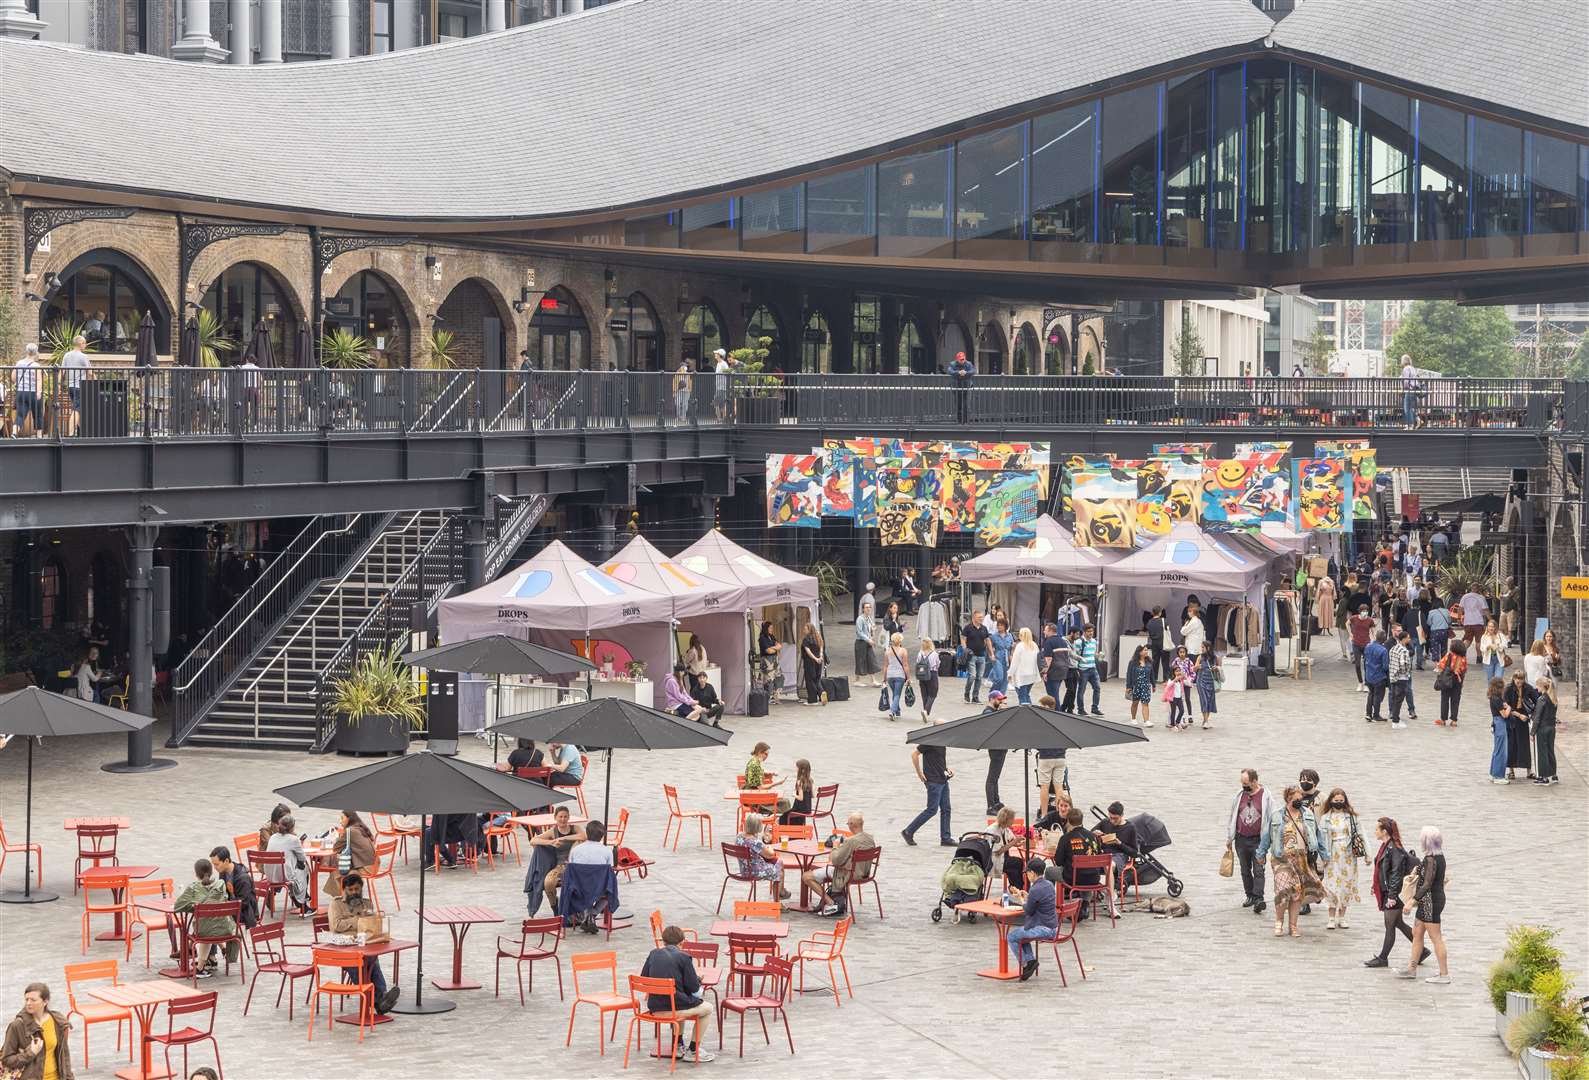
[308,947,374,1042]
[606,808,653,881]
[793,916,853,1006]
[190,900,247,985]
[80,873,130,958]
[564,950,635,1057]
[718,954,794,1057]
[844,846,885,920]
[63,959,133,1067]
[146,989,220,1080]
[246,849,290,922]
[0,816,43,889]
[74,824,120,893]
[806,783,840,834]
[716,843,768,913]
[494,916,565,1005]
[725,931,779,997]
[678,941,722,1012]
[1045,898,1087,987]
[244,923,315,1020]
[661,785,712,852]
[1062,854,1118,927]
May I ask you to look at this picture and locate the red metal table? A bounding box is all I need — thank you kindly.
[81,864,159,942]
[422,905,504,991]
[86,979,207,1080]
[776,840,831,912]
[328,939,418,1026]
[132,895,193,980]
[953,898,1026,981]
[64,816,133,830]
[708,920,789,996]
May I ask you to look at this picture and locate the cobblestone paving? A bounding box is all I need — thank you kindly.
[2,639,1583,1079]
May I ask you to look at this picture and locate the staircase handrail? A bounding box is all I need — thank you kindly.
[484,494,548,579]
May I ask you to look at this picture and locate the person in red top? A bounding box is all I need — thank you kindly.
[1434,639,1468,727]
[1348,605,1377,692]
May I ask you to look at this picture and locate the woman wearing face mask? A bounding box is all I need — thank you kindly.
[1364,818,1428,969]
[1255,784,1326,938]
[1316,788,1362,930]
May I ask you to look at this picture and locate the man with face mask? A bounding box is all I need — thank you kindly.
[1227,768,1275,915]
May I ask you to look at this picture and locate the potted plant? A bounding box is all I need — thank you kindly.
[599,651,616,679]
[425,328,458,369]
[623,659,647,681]
[318,327,373,369]
[329,641,424,755]
[731,336,783,424]
[1489,925,1564,1039]
[1505,968,1589,1080]
[805,557,847,621]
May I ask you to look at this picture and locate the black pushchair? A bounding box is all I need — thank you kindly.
[1089,807,1183,898]
[931,831,995,923]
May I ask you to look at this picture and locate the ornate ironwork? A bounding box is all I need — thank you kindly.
[23,205,134,271]
[314,233,417,278]
[180,221,291,283]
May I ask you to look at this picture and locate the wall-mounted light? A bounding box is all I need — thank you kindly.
[43,271,60,290]
[511,300,526,314]
[424,255,437,270]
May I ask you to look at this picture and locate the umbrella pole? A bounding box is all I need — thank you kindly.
[388,812,454,1014]
[1023,748,1031,864]
[605,750,631,920]
[492,675,501,764]
[0,737,58,904]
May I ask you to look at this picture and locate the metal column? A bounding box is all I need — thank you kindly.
[104,524,176,773]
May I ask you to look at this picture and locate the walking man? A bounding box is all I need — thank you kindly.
[1348,603,1376,691]
[1146,606,1169,683]
[1039,621,1070,704]
[901,728,954,847]
[711,349,733,421]
[1075,624,1102,716]
[1363,630,1390,722]
[1425,601,1451,662]
[961,609,992,704]
[1227,768,1272,916]
[982,691,1008,816]
[1458,585,1489,646]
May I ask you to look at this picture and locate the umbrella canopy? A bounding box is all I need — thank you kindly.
[601,534,748,617]
[246,320,277,368]
[959,514,1124,586]
[488,697,734,752]
[440,540,674,634]
[273,748,568,815]
[0,686,158,737]
[905,702,1148,752]
[295,322,315,368]
[178,316,199,367]
[402,635,594,678]
[134,311,157,369]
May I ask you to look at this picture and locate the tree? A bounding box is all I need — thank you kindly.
[0,291,18,362]
[1169,305,1205,376]
[1386,300,1516,377]
[1299,325,1336,375]
[1526,324,1576,379]
[1569,334,1589,381]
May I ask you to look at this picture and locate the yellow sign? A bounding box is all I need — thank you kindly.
[1560,577,1589,599]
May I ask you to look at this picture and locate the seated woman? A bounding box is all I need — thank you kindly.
[780,759,814,826]
[741,741,774,789]
[735,813,790,901]
[990,806,1027,887]
[663,664,706,723]
[524,804,582,915]
[265,814,313,916]
[507,738,544,771]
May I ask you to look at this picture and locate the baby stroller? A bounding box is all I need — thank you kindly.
[931,831,995,923]
[1089,806,1183,898]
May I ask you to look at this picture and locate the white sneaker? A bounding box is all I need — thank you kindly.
[1326,917,1338,929]
[1391,721,1407,730]
[1142,720,1154,728]
[1337,917,1350,929]
[1490,777,1510,785]
[1424,975,1450,985]
[1357,684,1368,692]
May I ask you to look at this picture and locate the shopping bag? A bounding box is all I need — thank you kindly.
[1218,843,1235,878]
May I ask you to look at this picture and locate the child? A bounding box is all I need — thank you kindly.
[174,857,236,977]
[1163,662,1192,729]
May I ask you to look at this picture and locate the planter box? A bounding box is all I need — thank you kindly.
[1499,990,1538,1043]
[1521,1047,1567,1080]
[736,395,782,425]
[333,713,410,756]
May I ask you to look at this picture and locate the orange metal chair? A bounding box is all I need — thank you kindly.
[494,917,564,1005]
[717,954,794,1057]
[1063,854,1118,927]
[845,846,885,920]
[308,947,375,1042]
[564,951,636,1057]
[794,916,854,1006]
[362,840,401,912]
[81,873,130,957]
[146,989,220,1080]
[551,755,589,815]
[245,923,315,1020]
[369,813,420,865]
[231,832,259,857]
[63,959,133,1067]
[768,823,813,843]
[806,783,840,834]
[73,824,120,894]
[623,975,692,1072]
[1045,898,1087,987]
[482,817,523,868]
[661,785,712,852]
[189,900,247,985]
[647,910,699,948]
[0,816,43,889]
[608,808,652,881]
[126,878,174,968]
[735,791,779,832]
[732,900,782,921]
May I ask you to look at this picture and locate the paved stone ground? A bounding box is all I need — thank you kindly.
[2,635,1584,1080]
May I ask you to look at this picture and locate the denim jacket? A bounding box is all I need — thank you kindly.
[1255,807,1328,862]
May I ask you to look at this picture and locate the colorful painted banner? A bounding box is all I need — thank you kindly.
[877,467,941,547]
[975,470,1041,546]
[1314,438,1370,457]
[1235,441,1293,456]
[1072,469,1137,549]
[1136,458,1173,543]
[1060,453,1114,517]
[1160,455,1204,526]
[1200,454,1289,528]
[938,457,1000,533]
[766,453,824,528]
[1349,447,1378,520]
[1292,457,1351,533]
[1153,442,1214,456]
[821,448,856,520]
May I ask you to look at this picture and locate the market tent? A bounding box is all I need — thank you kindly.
[602,535,752,714]
[438,540,677,720]
[675,530,820,694]
[959,514,1123,634]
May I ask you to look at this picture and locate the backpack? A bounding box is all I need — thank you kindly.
[915,654,933,680]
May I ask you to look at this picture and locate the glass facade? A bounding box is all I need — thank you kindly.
[595,59,1585,272]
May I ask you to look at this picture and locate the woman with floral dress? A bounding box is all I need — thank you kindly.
[1124,644,1155,727]
[1256,784,1326,938]
[1316,787,1362,930]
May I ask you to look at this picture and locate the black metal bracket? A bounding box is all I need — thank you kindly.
[23,205,135,272]
[313,233,417,280]
[179,221,291,286]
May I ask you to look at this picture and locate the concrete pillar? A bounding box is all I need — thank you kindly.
[330,0,349,58]
[104,525,176,773]
[392,0,417,49]
[258,0,281,62]
[228,0,251,63]
[0,0,47,39]
[596,507,618,561]
[485,0,505,32]
[697,495,717,535]
[464,517,487,591]
[172,0,228,61]
[853,526,871,618]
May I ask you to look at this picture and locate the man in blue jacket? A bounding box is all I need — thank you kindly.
[1005,857,1059,982]
[640,925,715,1063]
[1362,629,1391,723]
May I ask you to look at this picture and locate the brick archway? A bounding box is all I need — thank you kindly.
[321,264,422,366]
[38,246,176,351]
[436,276,517,370]
[189,240,310,328]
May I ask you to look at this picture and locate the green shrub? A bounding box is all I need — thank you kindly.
[1489,925,1564,1012]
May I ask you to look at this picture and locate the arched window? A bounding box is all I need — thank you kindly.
[682,301,726,368]
[745,305,784,370]
[203,262,300,364]
[800,310,830,374]
[526,287,589,370]
[610,292,663,371]
[1043,322,1071,374]
[941,320,970,369]
[976,322,1006,375]
[40,249,170,354]
[898,317,934,374]
[326,270,411,365]
[1013,323,1040,375]
[39,558,64,631]
[852,298,881,374]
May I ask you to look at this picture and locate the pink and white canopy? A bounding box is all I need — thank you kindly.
[674,530,819,609]
[601,535,748,617]
[959,514,1124,586]
[440,539,674,634]
[1101,522,1272,593]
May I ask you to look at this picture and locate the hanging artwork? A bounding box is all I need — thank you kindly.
[1200,454,1289,528]
[1072,469,1137,549]
[1161,455,1204,526]
[1235,441,1293,456]
[1060,453,1114,518]
[1293,457,1351,532]
[1152,442,1214,456]
[938,457,999,533]
[1136,458,1173,543]
[853,456,881,527]
[821,448,856,519]
[1349,447,1378,520]
[1314,438,1370,457]
[975,470,1041,545]
[766,453,825,528]
[877,467,940,547]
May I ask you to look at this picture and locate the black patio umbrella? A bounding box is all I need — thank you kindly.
[487,697,733,831]
[247,320,277,368]
[274,750,570,1016]
[178,316,199,367]
[402,636,595,763]
[295,322,315,368]
[133,311,157,368]
[0,687,159,904]
[906,703,1147,849]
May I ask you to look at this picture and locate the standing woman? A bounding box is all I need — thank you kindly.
[883,631,912,721]
[882,601,906,642]
[1193,641,1220,730]
[799,625,826,707]
[327,810,376,898]
[1486,678,1510,785]
[1399,826,1449,984]
[1125,644,1155,728]
[1256,783,1325,938]
[1522,640,1550,689]
[1478,618,1506,683]
[1364,817,1426,969]
[684,633,710,681]
[1,982,74,1080]
[1502,671,1536,780]
[914,638,940,721]
[1532,677,1560,786]
[1312,575,1337,638]
[1180,606,1207,659]
[1434,639,1467,727]
[1009,627,1041,705]
[989,617,1014,696]
[1316,788,1362,930]
[1540,628,1564,678]
[853,607,880,688]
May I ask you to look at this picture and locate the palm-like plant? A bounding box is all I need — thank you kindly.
[192,308,235,368]
[319,327,373,369]
[1434,544,1495,600]
[329,641,424,728]
[41,318,93,364]
[426,328,458,369]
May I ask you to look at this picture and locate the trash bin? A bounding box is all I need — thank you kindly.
[80,379,129,437]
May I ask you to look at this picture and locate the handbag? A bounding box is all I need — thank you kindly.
[904,682,916,708]
[1218,842,1234,878]
[1397,860,1422,909]
[1349,815,1367,862]
[1433,660,1455,692]
[877,686,891,712]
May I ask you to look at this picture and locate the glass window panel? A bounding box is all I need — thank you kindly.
[1528,132,1580,236]
[1099,84,1161,247]
[1312,71,1359,248]
[682,302,724,366]
[852,298,880,372]
[1471,115,1523,254]
[898,318,932,374]
[878,147,951,257]
[681,199,736,250]
[1415,100,1466,249]
[624,211,678,247]
[800,310,831,373]
[806,165,875,255]
[1361,85,1412,247]
[1245,59,1289,253]
[1030,102,1096,252]
[745,305,783,369]
[1211,65,1243,249]
[1165,72,1209,249]
[743,185,804,238]
[955,123,1026,243]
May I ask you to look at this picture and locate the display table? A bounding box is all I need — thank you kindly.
[496,676,654,715]
[590,676,654,705]
[1223,655,1249,693]
[1116,633,1150,677]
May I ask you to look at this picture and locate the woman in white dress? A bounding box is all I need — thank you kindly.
[1008,627,1041,705]
[1316,787,1363,930]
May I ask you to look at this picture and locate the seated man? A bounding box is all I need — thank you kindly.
[735,813,791,902]
[639,925,716,1063]
[690,671,726,723]
[1005,857,1059,982]
[507,738,544,771]
[562,821,616,933]
[209,846,259,930]
[1095,801,1139,897]
[802,812,875,917]
[1056,808,1104,914]
[329,873,401,1014]
[524,805,582,916]
[547,741,585,788]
